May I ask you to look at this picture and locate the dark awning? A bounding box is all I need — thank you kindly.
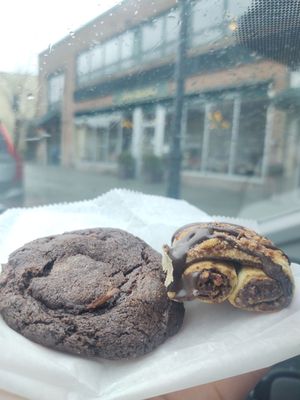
[235,0,300,68]
[34,108,60,127]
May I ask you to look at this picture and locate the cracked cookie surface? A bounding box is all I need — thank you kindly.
[0,228,184,360]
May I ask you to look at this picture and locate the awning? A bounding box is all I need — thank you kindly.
[34,109,61,127]
[235,0,300,68]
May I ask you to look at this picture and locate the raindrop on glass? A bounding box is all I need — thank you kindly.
[27,93,35,101]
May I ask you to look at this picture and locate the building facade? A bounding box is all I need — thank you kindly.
[36,0,294,190]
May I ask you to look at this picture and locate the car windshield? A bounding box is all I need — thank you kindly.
[1,0,300,258]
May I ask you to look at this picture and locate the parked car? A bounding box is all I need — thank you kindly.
[0,122,23,212]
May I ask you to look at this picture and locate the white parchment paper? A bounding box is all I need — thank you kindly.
[0,189,299,400]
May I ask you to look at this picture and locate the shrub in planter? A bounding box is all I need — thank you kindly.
[142,153,164,183]
[117,152,135,179]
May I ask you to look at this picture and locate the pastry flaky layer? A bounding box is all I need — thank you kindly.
[162,222,294,312]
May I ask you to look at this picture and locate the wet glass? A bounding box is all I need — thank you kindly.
[1,0,300,262]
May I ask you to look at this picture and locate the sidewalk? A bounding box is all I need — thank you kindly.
[24,163,255,217]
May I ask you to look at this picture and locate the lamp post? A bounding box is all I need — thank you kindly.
[166,0,189,198]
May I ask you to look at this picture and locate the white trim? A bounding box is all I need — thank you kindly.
[154,104,166,156]
[261,104,275,177]
[228,95,241,174]
[200,102,211,171]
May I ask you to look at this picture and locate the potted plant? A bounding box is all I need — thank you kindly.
[117,152,135,179]
[142,153,164,183]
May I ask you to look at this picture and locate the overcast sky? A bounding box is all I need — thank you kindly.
[1,0,120,74]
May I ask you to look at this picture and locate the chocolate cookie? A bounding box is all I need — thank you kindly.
[163,222,294,312]
[0,228,184,359]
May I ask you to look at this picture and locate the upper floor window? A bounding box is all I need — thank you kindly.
[227,0,251,19]
[90,46,104,71]
[165,8,180,55]
[48,73,64,106]
[120,30,135,67]
[105,37,120,68]
[191,0,224,47]
[141,16,164,60]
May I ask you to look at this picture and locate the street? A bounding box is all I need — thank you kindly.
[24,163,257,217]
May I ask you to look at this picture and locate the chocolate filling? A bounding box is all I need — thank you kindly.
[166,222,293,307]
[235,278,284,311]
[175,269,230,301]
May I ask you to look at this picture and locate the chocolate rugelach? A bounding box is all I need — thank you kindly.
[163,222,294,312]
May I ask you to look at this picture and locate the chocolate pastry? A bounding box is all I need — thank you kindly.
[163,222,294,312]
[0,228,184,359]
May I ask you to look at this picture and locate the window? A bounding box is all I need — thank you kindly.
[141,17,164,59]
[77,52,90,78]
[120,31,135,60]
[183,105,205,170]
[90,46,104,71]
[234,99,266,176]
[165,9,180,54]
[76,114,122,163]
[48,73,64,106]
[227,0,251,18]
[191,0,224,47]
[5,0,300,263]
[183,92,268,178]
[206,101,234,174]
[104,37,120,67]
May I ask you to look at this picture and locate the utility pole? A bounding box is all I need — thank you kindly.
[167,0,189,198]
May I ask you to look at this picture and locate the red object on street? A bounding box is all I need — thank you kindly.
[0,121,23,182]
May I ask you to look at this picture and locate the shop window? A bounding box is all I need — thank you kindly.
[77,115,122,163]
[95,127,108,161]
[183,106,205,170]
[206,101,234,173]
[234,99,266,176]
[191,0,224,47]
[48,73,64,107]
[142,127,155,154]
[108,121,121,162]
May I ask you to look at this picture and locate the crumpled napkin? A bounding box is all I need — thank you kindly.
[0,189,299,400]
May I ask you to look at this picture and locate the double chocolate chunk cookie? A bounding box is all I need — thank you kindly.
[0,228,184,359]
[163,222,294,312]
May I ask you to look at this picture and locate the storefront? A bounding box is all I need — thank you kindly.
[73,83,273,183]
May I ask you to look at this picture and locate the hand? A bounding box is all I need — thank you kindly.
[149,368,268,400]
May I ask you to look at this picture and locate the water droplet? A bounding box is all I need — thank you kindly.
[134,10,138,15]
[48,43,53,53]
[69,30,75,38]
[67,42,72,46]
[100,20,104,25]
[27,93,35,101]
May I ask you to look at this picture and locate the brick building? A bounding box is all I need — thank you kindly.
[36,0,296,189]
